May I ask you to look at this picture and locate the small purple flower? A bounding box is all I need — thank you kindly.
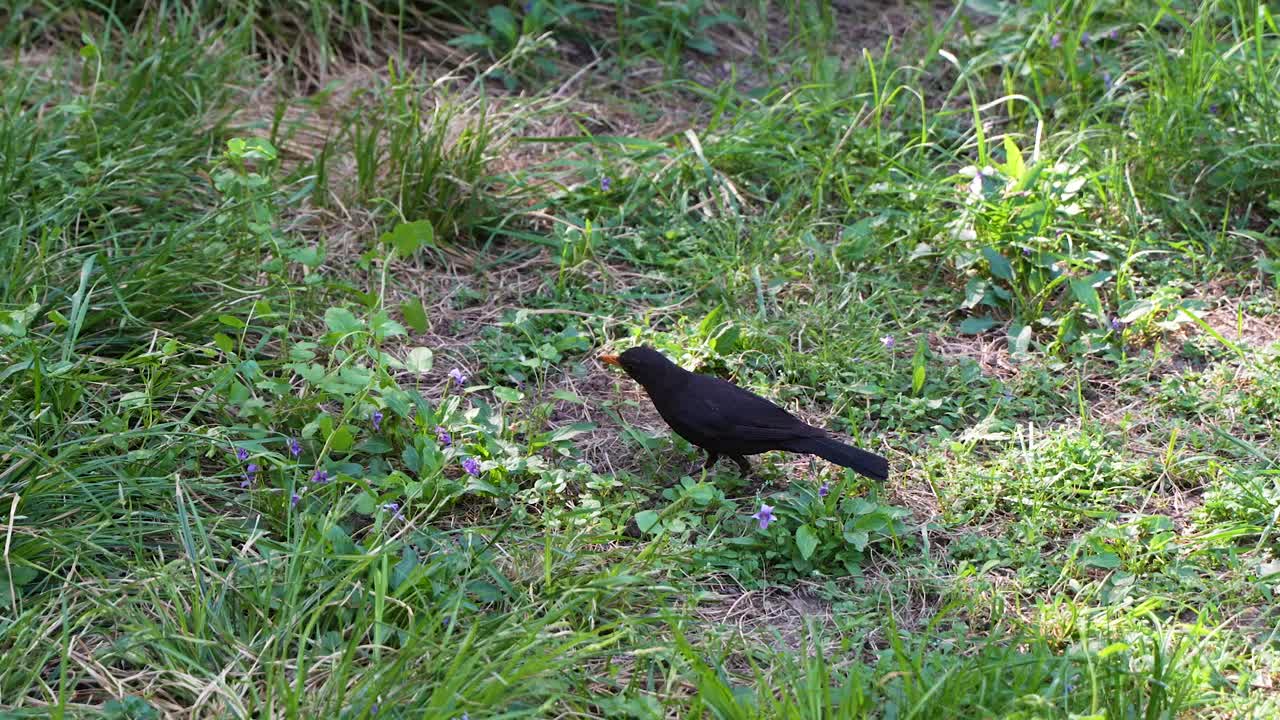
[1050,33,1061,49]
[235,447,249,462]
[1081,31,1091,45]
[600,176,612,192]
[1022,247,1032,256]
[240,478,251,489]
[311,469,329,484]
[291,491,302,507]
[1102,71,1112,90]
[818,483,830,498]
[371,410,384,432]
[462,458,481,476]
[752,503,775,530]
[245,463,259,481]
[1209,104,1219,115]
[1110,317,1123,332]
[435,425,452,446]
[1109,29,1119,40]
[382,501,404,521]
[288,437,302,457]
[448,368,468,387]
[881,335,895,350]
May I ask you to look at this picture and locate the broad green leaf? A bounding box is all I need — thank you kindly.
[330,426,355,452]
[9,565,38,586]
[404,347,434,374]
[697,304,724,339]
[712,324,740,354]
[1082,552,1122,569]
[401,297,429,333]
[324,307,363,334]
[390,547,419,591]
[548,422,596,443]
[911,339,927,394]
[212,333,235,354]
[961,278,988,309]
[448,32,491,50]
[1097,642,1130,659]
[982,247,1014,281]
[488,5,518,43]
[843,529,870,551]
[1069,278,1104,320]
[959,316,996,334]
[384,219,435,257]
[287,244,325,267]
[354,491,377,515]
[290,362,325,384]
[635,510,661,533]
[551,389,585,404]
[493,386,524,403]
[370,312,406,341]
[1001,136,1025,180]
[1120,300,1155,323]
[796,524,819,560]
[1009,323,1032,355]
[0,302,40,335]
[687,483,715,504]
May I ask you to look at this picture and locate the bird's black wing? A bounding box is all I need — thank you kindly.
[679,375,825,442]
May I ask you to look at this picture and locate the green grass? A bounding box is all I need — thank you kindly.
[3,0,1280,717]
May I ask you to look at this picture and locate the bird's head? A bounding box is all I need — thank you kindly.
[599,346,682,389]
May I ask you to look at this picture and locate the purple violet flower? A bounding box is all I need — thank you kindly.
[818,483,830,498]
[371,410,384,432]
[1081,31,1091,45]
[288,437,302,457]
[436,425,452,446]
[462,458,481,476]
[1103,71,1113,90]
[752,503,775,530]
[311,469,329,484]
[601,176,612,192]
[881,335,896,350]
[1110,29,1119,40]
[236,447,249,462]
[291,492,302,507]
[245,463,259,482]
[1050,33,1062,49]
[382,501,404,521]
[448,368,468,387]
[1110,317,1123,332]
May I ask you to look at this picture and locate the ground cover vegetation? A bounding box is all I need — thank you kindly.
[2,0,1280,716]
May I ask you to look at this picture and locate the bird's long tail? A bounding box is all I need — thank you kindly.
[786,437,889,481]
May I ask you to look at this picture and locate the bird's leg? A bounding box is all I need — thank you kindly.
[731,455,753,476]
[701,451,720,471]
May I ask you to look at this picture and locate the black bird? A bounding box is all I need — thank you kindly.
[601,346,889,481]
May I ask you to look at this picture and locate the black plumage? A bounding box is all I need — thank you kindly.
[602,346,889,481]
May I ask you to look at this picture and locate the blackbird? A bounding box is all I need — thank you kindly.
[601,346,889,481]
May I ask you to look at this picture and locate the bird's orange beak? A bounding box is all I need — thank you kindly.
[599,354,621,367]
